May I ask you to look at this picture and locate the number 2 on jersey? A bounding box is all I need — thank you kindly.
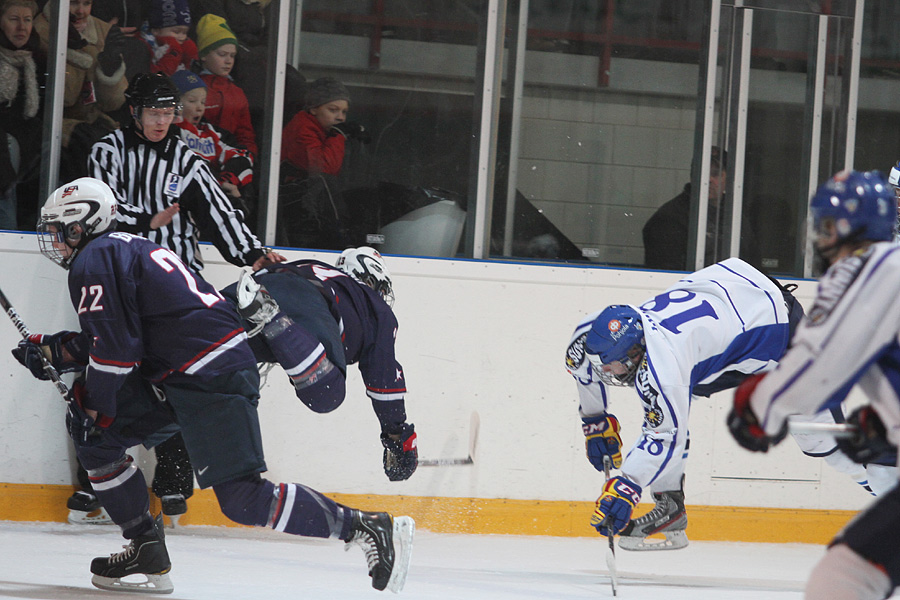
[641,290,718,334]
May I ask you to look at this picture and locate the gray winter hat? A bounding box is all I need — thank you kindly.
[304,77,350,110]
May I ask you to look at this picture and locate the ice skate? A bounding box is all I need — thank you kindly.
[617,489,689,551]
[66,490,112,525]
[235,271,279,336]
[344,510,415,593]
[161,494,187,528]
[91,514,174,594]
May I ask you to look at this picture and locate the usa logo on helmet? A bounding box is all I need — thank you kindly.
[62,186,78,198]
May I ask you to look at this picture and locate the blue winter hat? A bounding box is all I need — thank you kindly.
[170,70,206,95]
[149,0,191,29]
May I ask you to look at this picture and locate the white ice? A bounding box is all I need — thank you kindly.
[0,520,823,599]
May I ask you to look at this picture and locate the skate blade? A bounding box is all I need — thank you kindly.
[91,571,174,594]
[618,530,688,552]
[387,516,415,593]
[68,508,113,525]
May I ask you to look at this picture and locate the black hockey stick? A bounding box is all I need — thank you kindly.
[602,455,618,596]
[0,286,70,399]
[419,411,480,467]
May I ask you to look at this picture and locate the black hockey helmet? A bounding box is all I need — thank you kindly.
[125,72,181,112]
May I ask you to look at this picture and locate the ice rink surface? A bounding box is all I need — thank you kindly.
[0,520,823,599]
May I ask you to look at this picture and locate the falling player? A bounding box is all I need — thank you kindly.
[220,247,418,482]
[565,257,804,550]
[729,170,900,600]
[28,177,413,594]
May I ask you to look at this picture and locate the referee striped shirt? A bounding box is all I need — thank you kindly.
[89,127,266,272]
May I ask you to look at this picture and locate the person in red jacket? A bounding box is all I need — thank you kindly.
[141,0,197,76]
[278,77,371,250]
[194,13,256,156]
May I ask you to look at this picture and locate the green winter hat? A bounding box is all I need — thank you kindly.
[196,13,237,58]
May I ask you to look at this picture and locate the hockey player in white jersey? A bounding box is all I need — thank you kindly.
[566,257,803,550]
[729,169,900,600]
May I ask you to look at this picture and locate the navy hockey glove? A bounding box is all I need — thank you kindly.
[332,121,372,144]
[381,423,418,481]
[837,406,894,464]
[582,414,623,470]
[12,331,86,380]
[591,476,642,536]
[65,381,109,447]
[727,373,787,452]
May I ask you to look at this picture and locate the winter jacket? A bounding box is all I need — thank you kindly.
[199,70,257,157]
[281,110,345,177]
[174,119,253,187]
[33,10,128,145]
[141,28,198,76]
[0,28,44,192]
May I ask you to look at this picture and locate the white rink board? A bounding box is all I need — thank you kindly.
[0,231,879,512]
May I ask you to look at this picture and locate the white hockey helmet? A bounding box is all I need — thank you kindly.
[38,177,118,269]
[335,246,394,306]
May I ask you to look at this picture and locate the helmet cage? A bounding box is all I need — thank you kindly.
[584,305,645,387]
[37,201,103,269]
[588,344,644,387]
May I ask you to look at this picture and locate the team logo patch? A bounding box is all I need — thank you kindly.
[164,174,181,197]
[635,359,663,427]
[608,319,622,333]
[61,185,78,198]
[566,333,587,370]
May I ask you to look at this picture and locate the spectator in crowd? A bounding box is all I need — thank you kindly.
[642,146,761,271]
[194,13,256,156]
[0,0,44,230]
[33,0,129,181]
[278,76,371,249]
[170,69,255,213]
[140,0,197,76]
[90,0,150,80]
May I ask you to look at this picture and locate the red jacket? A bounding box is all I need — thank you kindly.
[174,119,253,187]
[281,110,345,176]
[200,72,257,157]
[151,36,198,76]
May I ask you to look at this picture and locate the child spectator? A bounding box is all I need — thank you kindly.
[194,13,256,156]
[141,0,197,76]
[170,69,254,209]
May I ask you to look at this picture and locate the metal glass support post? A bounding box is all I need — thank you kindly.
[465,0,506,259]
[842,0,863,172]
[258,0,292,245]
[502,0,529,257]
[690,0,722,271]
[801,16,828,278]
[725,8,752,260]
[39,0,70,202]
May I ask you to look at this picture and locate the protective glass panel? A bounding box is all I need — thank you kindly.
[277,2,481,255]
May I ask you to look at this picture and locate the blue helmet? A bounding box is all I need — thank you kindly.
[585,305,645,386]
[810,170,896,245]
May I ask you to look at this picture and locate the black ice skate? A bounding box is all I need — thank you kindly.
[66,490,112,525]
[344,510,415,593]
[91,514,174,594]
[161,494,187,528]
[235,271,279,336]
[618,489,689,552]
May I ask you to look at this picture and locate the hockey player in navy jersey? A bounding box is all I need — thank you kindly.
[729,170,900,600]
[565,257,805,550]
[219,247,418,481]
[28,177,414,594]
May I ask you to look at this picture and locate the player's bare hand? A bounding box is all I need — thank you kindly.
[221,181,241,198]
[150,204,180,229]
[252,250,286,271]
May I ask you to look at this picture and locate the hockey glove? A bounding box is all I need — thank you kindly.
[218,171,241,188]
[65,381,109,447]
[381,422,418,481]
[582,414,623,470]
[11,331,87,380]
[837,406,894,464]
[332,121,372,144]
[591,476,642,536]
[727,373,787,452]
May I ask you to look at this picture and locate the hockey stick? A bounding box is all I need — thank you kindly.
[0,286,70,399]
[602,455,618,597]
[419,411,480,467]
[787,421,856,439]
